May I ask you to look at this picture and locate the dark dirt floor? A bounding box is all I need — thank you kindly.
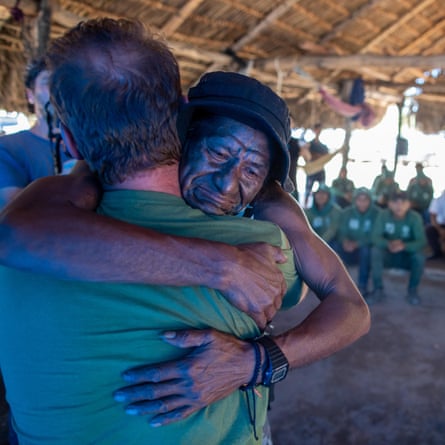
[268,260,445,445]
[1,260,444,445]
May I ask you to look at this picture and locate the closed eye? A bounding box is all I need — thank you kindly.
[208,146,229,161]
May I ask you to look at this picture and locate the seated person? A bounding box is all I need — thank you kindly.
[331,166,355,208]
[304,183,341,250]
[369,190,426,305]
[337,187,380,296]
[372,170,399,208]
[426,189,445,260]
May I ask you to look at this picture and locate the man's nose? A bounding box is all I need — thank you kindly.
[213,162,240,194]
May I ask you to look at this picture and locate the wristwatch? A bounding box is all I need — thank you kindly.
[256,335,289,386]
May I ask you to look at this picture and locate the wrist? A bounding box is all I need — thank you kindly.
[208,244,239,292]
[255,335,289,386]
[241,341,262,389]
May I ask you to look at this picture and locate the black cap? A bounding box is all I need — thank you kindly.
[178,71,291,185]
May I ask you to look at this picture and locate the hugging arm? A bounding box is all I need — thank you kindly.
[252,182,370,368]
[0,163,286,327]
[114,182,370,426]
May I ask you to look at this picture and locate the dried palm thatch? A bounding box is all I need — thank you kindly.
[0,0,444,133]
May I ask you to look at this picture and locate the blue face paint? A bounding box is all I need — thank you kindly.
[179,116,271,216]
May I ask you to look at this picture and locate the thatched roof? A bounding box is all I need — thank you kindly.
[0,0,444,133]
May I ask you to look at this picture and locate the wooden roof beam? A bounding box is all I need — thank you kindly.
[399,18,445,56]
[359,0,436,53]
[230,0,301,53]
[169,41,232,65]
[391,18,445,83]
[320,0,382,44]
[161,0,205,37]
[417,93,445,103]
[256,54,445,72]
[0,0,85,28]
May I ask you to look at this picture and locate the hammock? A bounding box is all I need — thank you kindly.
[299,148,343,175]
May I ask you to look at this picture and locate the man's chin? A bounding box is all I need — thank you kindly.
[183,189,236,215]
[188,196,238,216]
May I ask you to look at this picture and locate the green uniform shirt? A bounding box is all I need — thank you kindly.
[371,208,426,253]
[339,204,380,247]
[406,177,434,211]
[372,180,399,204]
[332,177,354,197]
[0,190,299,445]
[305,201,341,243]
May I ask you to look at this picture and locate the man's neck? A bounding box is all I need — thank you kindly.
[106,163,181,197]
[30,119,49,140]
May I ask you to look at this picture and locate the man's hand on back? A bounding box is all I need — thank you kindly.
[218,242,287,329]
[113,328,257,426]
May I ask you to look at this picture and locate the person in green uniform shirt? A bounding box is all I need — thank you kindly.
[406,162,434,224]
[369,190,426,305]
[337,187,381,296]
[372,169,399,208]
[0,18,370,445]
[305,183,341,249]
[331,166,355,208]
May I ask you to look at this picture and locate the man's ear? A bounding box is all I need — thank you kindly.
[25,87,35,105]
[60,123,83,160]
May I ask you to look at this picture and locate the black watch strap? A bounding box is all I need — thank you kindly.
[256,335,289,386]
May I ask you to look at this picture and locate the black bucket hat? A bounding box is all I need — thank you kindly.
[177,71,291,185]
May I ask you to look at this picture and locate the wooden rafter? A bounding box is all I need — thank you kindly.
[230,0,301,53]
[168,40,231,65]
[161,0,205,37]
[359,0,436,53]
[256,53,445,72]
[399,18,445,56]
[391,18,445,82]
[36,0,51,58]
[309,0,438,101]
[320,0,383,45]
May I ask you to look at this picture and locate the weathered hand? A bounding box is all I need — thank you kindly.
[113,329,254,426]
[66,161,102,210]
[221,243,287,329]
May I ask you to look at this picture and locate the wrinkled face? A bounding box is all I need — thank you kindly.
[355,193,371,213]
[388,198,410,219]
[179,116,271,215]
[314,190,330,208]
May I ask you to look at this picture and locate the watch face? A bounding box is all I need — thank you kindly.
[270,364,289,384]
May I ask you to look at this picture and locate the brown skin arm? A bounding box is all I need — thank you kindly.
[113,182,371,426]
[252,182,370,368]
[0,163,288,328]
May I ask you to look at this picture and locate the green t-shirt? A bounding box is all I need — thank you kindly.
[305,201,342,243]
[371,208,426,253]
[332,177,354,196]
[406,177,434,210]
[339,204,380,247]
[0,190,299,445]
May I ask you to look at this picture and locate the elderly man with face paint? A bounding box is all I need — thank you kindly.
[0,19,369,444]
